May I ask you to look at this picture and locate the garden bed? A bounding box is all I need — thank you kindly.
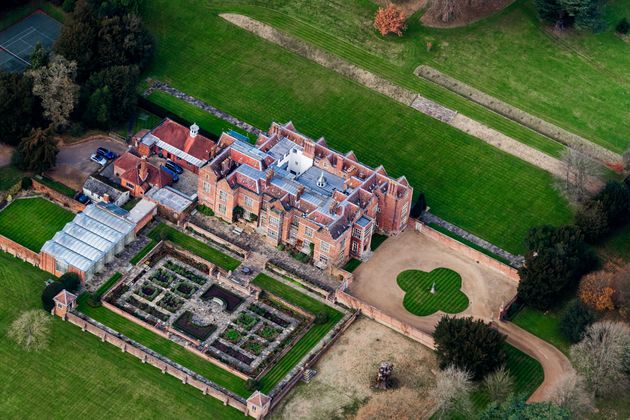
[173,311,216,341]
[211,340,254,365]
[201,284,244,312]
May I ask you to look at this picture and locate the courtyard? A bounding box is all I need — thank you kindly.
[349,228,517,330]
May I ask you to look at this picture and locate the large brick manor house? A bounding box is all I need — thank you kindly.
[197,122,413,268]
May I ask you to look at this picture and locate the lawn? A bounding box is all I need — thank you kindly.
[0,197,74,251]
[221,0,630,155]
[397,268,469,316]
[129,239,158,265]
[77,295,250,398]
[511,304,571,356]
[342,258,362,273]
[251,273,344,393]
[0,251,245,419]
[148,223,240,271]
[140,0,572,255]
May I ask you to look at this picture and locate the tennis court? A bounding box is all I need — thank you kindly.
[0,10,61,72]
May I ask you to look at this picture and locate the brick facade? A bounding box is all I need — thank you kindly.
[198,122,413,268]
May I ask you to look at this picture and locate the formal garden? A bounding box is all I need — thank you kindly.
[397,267,469,316]
[106,254,304,375]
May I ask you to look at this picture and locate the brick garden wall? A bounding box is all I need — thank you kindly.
[335,290,436,349]
[185,221,249,259]
[415,222,520,282]
[0,233,41,267]
[32,179,85,213]
[64,311,249,414]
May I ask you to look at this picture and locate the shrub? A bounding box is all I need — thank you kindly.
[41,281,65,312]
[21,177,32,190]
[59,272,81,293]
[595,181,630,227]
[433,316,506,380]
[617,17,629,34]
[559,300,596,343]
[314,311,330,325]
[579,268,616,312]
[574,200,609,242]
[246,379,260,391]
[373,5,407,36]
[196,204,214,216]
[483,366,513,403]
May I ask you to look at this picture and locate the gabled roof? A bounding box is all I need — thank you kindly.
[149,119,215,165]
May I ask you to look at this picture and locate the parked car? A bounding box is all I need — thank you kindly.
[165,159,183,174]
[96,147,117,160]
[90,153,108,167]
[160,165,179,182]
[74,192,90,204]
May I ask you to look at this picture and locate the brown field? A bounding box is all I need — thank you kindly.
[271,317,437,420]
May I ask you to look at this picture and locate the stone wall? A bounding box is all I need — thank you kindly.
[265,261,333,297]
[416,222,520,281]
[0,233,41,267]
[64,311,249,414]
[335,290,436,349]
[32,178,85,213]
[185,221,249,258]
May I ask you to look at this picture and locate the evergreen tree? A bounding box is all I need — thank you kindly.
[0,72,40,145]
[575,200,609,242]
[14,128,58,173]
[433,316,507,381]
[559,300,595,343]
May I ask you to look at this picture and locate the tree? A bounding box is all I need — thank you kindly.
[29,54,79,130]
[0,72,41,145]
[54,0,99,78]
[83,86,113,127]
[579,268,616,312]
[433,316,506,380]
[96,13,153,70]
[550,372,594,419]
[82,65,139,126]
[480,395,571,419]
[559,300,595,343]
[535,0,602,31]
[594,181,630,227]
[556,149,600,203]
[570,321,630,396]
[373,5,407,37]
[13,128,58,172]
[41,281,65,312]
[483,366,513,403]
[517,225,597,310]
[431,365,473,419]
[28,41,49,70]
[8,310,52,352]
[617,17,630,34]
[574,200,608,242]
[59,272,81,293]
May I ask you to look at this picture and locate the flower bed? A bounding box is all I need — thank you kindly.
[165,260,207,285]
[242,337,267,356]
[236,312,258,331]
[138,282,160,301]
[222,326,243,344]
[150,268,177,287]
[201,285,244,312]
[126,295,170,322]
[256,324,282,341]
[248,304,290,328]
[157,292,184,313]
[173,311,216,341]
[173,281,198,299]
[211,340,254,365]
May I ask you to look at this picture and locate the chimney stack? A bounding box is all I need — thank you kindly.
[265,169,274,184]
[139,158,149,183]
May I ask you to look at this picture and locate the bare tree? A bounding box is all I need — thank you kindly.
[570,320,630,396]
[431,365,473,419]
[550,372,594,419]
[483,365,513,403]
[8,310,52,352]
[556,149,600,203]
[28,54,79,130]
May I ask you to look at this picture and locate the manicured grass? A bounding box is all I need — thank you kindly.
[471,343,545,410]
[148,223,240,270]
[77,295,250,398]
[0,251,245,419]
[0,197,74,251]
[0,166,25,191]
[397,268,469,316]
[129,239,158,265]
[141,0,572,254]
[342,258,361,273]
[94,272,122,300]
[251,273,344,393]
[512,303,572,356]
[225,0,630,154]
[36,176,76,197]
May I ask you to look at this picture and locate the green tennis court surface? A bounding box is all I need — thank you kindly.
[0,10,61,72]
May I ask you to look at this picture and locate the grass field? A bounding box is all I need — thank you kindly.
[148,223,241,271]
[251,273,344,393]
[219,0,630,155]
[511,304,571,356]
[140,0,572,254]
[0,251,245,419]
[0,197,73,251]
[397,268,469,316]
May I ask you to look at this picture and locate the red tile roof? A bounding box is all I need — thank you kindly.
[115,152,172,190]
[152,119,216,162]
[53,289,77,305]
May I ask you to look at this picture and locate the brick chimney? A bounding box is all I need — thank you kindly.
[265,168,274,185]
[139,158,149,183]
[296,185,305,201]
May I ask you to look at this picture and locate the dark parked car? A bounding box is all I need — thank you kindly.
[165,159,184,174]
[96,147,117,160]
[160,165,179,182]
[75,192,90,204]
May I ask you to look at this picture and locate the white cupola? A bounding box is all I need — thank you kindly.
[189,123,199,138]
[316,171,327,188]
